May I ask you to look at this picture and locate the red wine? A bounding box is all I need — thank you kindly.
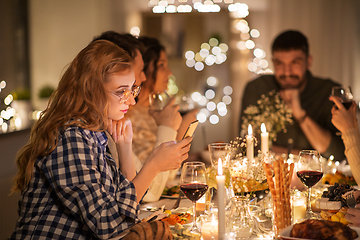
[179,110,191,116]
[297,170,323,187]
[342,101,354,110]
[334,101,354,110]
[180,183,208,202]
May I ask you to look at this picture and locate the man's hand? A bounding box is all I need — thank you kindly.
[280,89,306,121]
[107,118,133,144]
[149,98,182,131]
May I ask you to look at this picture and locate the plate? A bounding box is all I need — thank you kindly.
[161,194,185,199]
[279,224,360,240]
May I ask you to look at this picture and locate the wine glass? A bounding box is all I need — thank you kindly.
[175,94,195,116]
[331,86,354,109]
[296,150,323,219]
[180,161,209,234]
[149,91,170,110]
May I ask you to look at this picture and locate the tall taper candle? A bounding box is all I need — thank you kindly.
[246,124,254,161]
[216,158,225,240]
[261,123,269,154]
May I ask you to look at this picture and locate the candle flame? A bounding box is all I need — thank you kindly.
[261,123,266,133]
[248,124,253,135]
[218,158,223,176]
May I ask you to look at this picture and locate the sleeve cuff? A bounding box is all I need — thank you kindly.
[342,128,360,149]
[154,125,177,148]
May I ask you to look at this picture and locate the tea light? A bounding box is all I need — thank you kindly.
[292,192,307,223]
[261,123,269,154]
[246,124,254,161]
[216,158,225,240]
[201,215,219,240]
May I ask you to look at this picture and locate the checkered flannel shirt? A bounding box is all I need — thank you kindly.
[10,126,140,239]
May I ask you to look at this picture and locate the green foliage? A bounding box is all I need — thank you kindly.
[12,89,31,100]
[39,85,54,99]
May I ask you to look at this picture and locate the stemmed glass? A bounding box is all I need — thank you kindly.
[180,161,209,234]
[296,150,323,219]
[149,91,170,110]
[175,94,195,116]
[331,86,354,109]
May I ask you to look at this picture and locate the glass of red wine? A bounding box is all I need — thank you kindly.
[296,150,323,219]
[180,161,208,234]
[331,86,354,109]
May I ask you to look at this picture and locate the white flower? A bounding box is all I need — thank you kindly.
[242,90,293,141]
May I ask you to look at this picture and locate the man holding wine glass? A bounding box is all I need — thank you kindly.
[239,30,345,160]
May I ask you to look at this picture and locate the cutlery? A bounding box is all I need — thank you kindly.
[172,191,183,210]
[345,191,356,208]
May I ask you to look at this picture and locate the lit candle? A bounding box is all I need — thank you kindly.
[216,158,225,240]
[261,123,269,154]
[246,124,254,161]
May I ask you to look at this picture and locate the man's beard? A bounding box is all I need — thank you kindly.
[278,75,306,90]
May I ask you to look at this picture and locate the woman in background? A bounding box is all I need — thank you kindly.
[127,36,198,202]
[330,95,360,227]
[10,40,191,239]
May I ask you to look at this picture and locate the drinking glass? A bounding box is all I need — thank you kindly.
[149,91,169,110]
[180,161,208,234]
[208,143,232,167]
[331,86,354,109]
[175,94,195,116]
[296,150,323,219]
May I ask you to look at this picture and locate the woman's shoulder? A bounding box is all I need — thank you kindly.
[61,125,107,145]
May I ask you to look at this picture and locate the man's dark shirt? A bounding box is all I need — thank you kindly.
[239,71,345,160]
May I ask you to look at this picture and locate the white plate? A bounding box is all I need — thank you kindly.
[279,224,360,239]
[161,194,185,199]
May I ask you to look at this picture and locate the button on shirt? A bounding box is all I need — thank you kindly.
[10,126,139,239]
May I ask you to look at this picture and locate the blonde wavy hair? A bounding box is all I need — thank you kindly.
[12,40,133,192]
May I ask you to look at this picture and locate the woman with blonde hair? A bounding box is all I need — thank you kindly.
[10,40,191,239]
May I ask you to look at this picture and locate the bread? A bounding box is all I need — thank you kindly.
[123,220,173,240]
[290,219,358,240]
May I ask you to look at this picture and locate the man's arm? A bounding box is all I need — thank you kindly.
[280,89,332,154]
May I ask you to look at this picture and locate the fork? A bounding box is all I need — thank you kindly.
[346,191,357,208]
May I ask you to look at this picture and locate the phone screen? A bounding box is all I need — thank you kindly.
[182,120,199,139]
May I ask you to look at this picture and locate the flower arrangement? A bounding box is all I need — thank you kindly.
[241,90,293,142]
[228,137,268,198]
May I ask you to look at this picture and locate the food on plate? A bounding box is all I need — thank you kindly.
[322,171,356,185]
[316,182,354,210]
[290,219,358,240]
[321,208,350,225]
[161,212,192,225]
[172,223,200,240]
[123,220,173,240]
[162,185,181,197]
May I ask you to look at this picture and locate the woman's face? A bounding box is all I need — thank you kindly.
[153,50,172,93]
[104,68,136,121]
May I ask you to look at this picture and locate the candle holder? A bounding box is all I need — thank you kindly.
[227,196,254,239]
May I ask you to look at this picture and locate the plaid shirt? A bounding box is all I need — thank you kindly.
[10,126,139,239]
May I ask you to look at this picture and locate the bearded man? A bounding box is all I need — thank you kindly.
[239,30,345,160]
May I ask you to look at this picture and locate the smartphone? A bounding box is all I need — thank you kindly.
[182,120,199,139]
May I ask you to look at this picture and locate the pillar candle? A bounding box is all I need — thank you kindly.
[216,158,225,240]
[261,123,269,154]
[246,124,254,161]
